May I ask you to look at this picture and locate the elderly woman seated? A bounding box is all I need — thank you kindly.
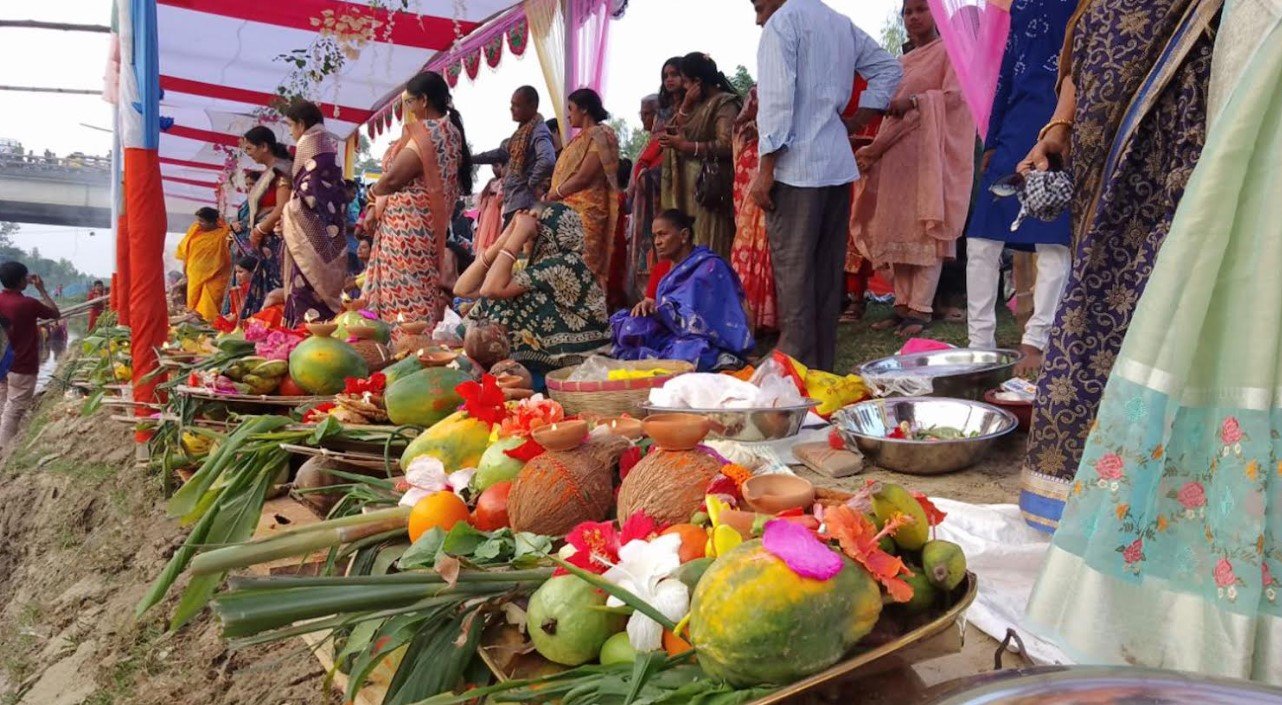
[610,209,754,371]
[454,203,612,378]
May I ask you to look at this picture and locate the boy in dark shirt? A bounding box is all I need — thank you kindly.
[0,261,60,448]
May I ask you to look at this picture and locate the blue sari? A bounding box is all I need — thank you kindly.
[610,246,754,371]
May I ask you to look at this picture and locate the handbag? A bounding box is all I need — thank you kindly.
[694,156,734,213]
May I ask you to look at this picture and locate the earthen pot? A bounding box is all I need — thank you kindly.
[531,420,589,452]
[742,474,816,515]
[306,322,338,337]
[642,413,712,451]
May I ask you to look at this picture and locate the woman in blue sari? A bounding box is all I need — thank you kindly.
[611,209,754,371]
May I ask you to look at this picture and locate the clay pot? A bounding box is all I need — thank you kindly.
[417,348,460,367]
[742,474,815,515]
[531,420,589,452]
[307,322,338,337]
[394,334,435,357]
[399,320,429,336]
[642,413,712,451]
[346,323,378,340]
[464,319,511,371]
[490,360,533,389]
[597,416,643,441]
[343,297,369,312]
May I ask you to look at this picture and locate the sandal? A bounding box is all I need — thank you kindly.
[896,316,932,337]
[839,300,866,323]
[870,315,903,331]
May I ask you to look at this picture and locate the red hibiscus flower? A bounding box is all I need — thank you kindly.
[558,511,662,576]
[302,402,336,424]
[1122,538,1143,564]
[912,492,947,527]
[343,372,387,396]
[1176,481,1206,509]
[1094,453,1125,481]
[1214,557,1237,588]
[503,437,546,463]
[1221,417,1244,445]
[823,505,914,603]
[499,396,566,437]
[456,374,507,426]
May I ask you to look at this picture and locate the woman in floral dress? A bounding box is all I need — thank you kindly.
[365,71,469,330]
[728,86,776,333]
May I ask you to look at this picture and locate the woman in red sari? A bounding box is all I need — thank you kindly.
[728,86,777,333]
[365,71,470,331]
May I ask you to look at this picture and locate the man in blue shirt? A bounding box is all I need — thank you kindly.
[474,86,558,224]
[750,0,901,370]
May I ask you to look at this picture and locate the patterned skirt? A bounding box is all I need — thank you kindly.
[363,182,446,330]
[729,140,777,332]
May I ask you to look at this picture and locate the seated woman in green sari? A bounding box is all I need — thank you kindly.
[454,203,611,380]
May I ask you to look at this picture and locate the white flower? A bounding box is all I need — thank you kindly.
[1227,585,1238,601]
[1109,481,1119,492]
[1267,587,1277,602]
[602,534,689,652]
[399,458,475,506]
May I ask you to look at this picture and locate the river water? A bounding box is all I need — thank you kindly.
[37,328,79,393]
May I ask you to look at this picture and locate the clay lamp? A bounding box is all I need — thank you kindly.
[532,420,589,452]
[642,412,712,451]
[742,475,815,515]
[346,323,378,340]
[598,415,644,441]
[417,347,459,367]
[306,322,338,337]
[342,296,368,312]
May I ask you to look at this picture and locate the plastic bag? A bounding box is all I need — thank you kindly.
[648,373,762,409]
[566,354,615,382]
[862,371,936,397]
[805,369,868,418]
[432,308,464,346]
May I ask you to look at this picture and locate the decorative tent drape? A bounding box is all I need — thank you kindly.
[526,0,615,142]
[925,0,1011,139]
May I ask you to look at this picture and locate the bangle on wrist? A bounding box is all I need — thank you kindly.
[498,249,518,263]
[1038,119,1074,142]
[480,251,493,269]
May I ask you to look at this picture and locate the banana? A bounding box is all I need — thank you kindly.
[251,359,289,378]
[871,483,930,551]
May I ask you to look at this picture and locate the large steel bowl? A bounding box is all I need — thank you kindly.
[641,400,820,443]
[859,348,1023,400]
[832,397,1017,475]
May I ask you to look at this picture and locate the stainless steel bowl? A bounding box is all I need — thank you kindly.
[858,348,1023,400]
[832,397,1017,475]
[641,400,820,443]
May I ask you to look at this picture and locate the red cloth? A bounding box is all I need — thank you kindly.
[634,137,662,177]
[124,148,169,410]
[842,75,883,140]
[645,259,673,300]
[114,213,130,325]
[607,193,630,310]
[251,303,285,329]
[0,291,57,374]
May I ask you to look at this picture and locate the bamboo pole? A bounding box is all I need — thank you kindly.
[0,20,111,32]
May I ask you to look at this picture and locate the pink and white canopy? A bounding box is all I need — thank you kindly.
[147,0,522,216]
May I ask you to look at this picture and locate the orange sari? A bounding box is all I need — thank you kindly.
[552,124,620,286]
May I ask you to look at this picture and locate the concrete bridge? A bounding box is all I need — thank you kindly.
[0,154,194,232]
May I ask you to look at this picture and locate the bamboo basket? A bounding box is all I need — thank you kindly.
[545,360,693,417]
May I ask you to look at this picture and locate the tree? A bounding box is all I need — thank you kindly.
[729,65,755,94]
[353,134,381,174]
[879,8,907,57]
[609,118,650,163]
[0,222,16,248]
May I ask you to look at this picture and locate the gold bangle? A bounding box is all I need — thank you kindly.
[1038,119,1074,142]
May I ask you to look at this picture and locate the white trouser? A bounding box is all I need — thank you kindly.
[966,238,1071,351]
[0,372,38,449]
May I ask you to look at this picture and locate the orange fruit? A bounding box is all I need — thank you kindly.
[407,491,471,542]
[662,628,693,657]
[661,524,707,563]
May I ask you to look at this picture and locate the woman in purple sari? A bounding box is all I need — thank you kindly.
[611,209,754,371]
[280,100,349,327]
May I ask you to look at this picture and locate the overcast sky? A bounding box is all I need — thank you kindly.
[0,0,898,277]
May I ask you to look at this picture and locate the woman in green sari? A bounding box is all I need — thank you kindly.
[454,203,611,377]
[658,52,742,260]
[1025,4,1282,682]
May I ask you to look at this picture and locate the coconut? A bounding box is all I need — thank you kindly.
[616,449,723,526]
[293,456,365,515]
[350,339,392,371]
[464,319,511,371]
[508,435,629,536]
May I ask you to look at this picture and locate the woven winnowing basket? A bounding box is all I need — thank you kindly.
[545,359,694,417]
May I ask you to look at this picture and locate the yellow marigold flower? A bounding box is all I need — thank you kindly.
[719,463,753,488]
[1156,515,1169,532]
[1115,503,1129,520]
[1151,444,1164,460]
[1247,460,1260,481]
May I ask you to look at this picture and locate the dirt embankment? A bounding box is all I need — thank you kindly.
[0,388,336,705]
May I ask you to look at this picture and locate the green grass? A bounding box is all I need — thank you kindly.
[831,302,1024,374]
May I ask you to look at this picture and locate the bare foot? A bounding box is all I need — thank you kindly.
[1014,344,1043,378]
[870,316,902,331]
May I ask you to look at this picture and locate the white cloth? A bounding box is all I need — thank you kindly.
[755,0,901,188]
[965,238,1070,351]
[930,498,1071,665]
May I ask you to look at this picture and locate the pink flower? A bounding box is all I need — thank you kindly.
[762,519,844,581]
[1214,558,1237,588]
[1220,417,1244,445]
[1095,453,1125,481]
[1264,562,1276,587]
[1176,481,1206,509]
[1122,538,1143,564]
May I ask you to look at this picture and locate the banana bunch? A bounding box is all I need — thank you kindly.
[220,357,289,395]
[113,362,133,382]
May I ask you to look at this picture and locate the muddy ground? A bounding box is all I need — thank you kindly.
[0,374,1028,705]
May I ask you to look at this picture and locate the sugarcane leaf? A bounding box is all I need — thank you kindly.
[80,389,105,415]
[399,527,447,570]
[623,651,667,705]
[135,490,222,617]
[344,611,432,700]
[385,606,488,705]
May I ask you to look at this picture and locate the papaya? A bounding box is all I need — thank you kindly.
[400,411,491,471]
[333,311,392,344]
[288,336,369,395]
[527,575,626,666]
[384,367,469,428]
[872,483,930,551]
[688,540,882,687]
[381,355,424,387]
